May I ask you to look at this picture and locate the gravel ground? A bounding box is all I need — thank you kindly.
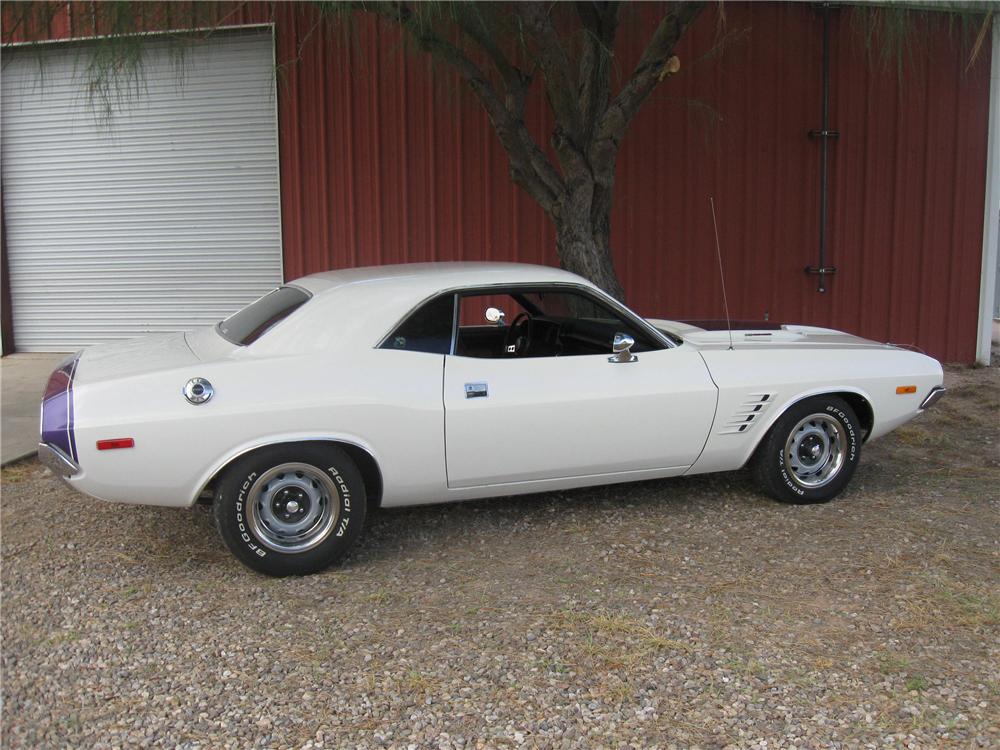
[2,364,998,749]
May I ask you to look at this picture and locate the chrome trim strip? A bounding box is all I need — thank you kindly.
[919,385,947,410]
[38,442,80,479]
[449,293,460,356]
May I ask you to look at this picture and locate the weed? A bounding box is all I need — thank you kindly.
[876,652,911,675]
[366,588,394,606]
[48,629,82,646]
[0,463,34,484]
[894,426,932,447]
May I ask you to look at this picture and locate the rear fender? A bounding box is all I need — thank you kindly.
[190,432,383,507]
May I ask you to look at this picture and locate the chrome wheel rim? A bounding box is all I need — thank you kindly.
[246,463,339,553]
[783,413,847,489]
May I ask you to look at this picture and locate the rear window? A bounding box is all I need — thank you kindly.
[217,286,311,345]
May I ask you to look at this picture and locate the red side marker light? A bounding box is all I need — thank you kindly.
[97,438,135,451]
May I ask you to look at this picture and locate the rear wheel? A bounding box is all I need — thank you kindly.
[213,443,366,576]
[752,395,861,504]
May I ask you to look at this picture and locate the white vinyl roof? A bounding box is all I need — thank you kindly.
[290,261,588,297]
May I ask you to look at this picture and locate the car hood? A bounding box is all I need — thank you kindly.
[646,319,896,352]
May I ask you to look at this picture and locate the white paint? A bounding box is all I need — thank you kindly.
[48,262,944,509]
[443,346,717,487]
[0,31,282,351]
[978,21,1000,366]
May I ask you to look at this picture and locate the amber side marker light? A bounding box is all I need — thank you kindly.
[896,385,917,395]
[97,438,135,451]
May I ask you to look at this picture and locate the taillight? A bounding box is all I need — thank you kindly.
[40,354,80,462]
[42,361,74,400]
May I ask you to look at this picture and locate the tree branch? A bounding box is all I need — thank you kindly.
[516,2,585,146]
[590,2,704,173]
[451,5,531,116]
[575,2,620,142]
[363,2,565,214]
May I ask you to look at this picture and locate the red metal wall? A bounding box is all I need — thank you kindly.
[4,3,992,361]
[273,4,991,362]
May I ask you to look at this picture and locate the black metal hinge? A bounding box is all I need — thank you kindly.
[805,265,837,276]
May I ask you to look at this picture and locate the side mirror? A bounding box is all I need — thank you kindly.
[608,332,638,363]
[485,307,506,327]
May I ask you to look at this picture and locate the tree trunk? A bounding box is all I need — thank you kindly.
[552,182,625,302]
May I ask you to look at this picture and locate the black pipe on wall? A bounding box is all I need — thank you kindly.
[806,3,839,293]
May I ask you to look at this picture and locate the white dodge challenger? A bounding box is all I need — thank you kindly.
[39,263,945,576]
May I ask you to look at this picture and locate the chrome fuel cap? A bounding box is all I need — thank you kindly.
[183,378,214,405]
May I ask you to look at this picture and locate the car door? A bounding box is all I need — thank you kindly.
[443,287,718,489]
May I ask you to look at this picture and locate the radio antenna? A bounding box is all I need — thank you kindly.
[709,197,734,351]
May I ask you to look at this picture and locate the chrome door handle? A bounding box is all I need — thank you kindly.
[464,382,488,399]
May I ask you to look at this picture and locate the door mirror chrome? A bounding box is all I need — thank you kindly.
[485,307,506,327]
[608,332,638,363]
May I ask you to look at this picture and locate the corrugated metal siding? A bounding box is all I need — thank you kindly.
[614,3,990,360]
[270,4,558,284]
[2,3,991,361]
[1,30,282,350]
[269,3,989,362]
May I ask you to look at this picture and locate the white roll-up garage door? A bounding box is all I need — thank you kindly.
[1,30,282,351]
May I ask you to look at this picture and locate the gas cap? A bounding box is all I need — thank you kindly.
[183,378,214,405]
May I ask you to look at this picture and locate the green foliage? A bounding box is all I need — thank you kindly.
[850,1,993,79]
[3,1,239,120]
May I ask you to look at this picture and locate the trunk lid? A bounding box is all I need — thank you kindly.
[73,331,203,384]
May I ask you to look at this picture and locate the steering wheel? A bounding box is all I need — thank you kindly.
[504,312,533,356]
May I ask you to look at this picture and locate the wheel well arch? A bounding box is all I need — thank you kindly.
[741,389,875,470]
[836,391,874,441]
[759,389,875,445]
[198,439,384,511]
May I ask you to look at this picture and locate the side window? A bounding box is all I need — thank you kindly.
[381,294,455,354]
[454,286,662,359]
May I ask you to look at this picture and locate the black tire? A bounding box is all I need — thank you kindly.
[752,395,861,505]
[213,443,366,576]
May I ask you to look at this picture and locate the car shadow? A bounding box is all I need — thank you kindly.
[118,468,763,576]
[346,468,761,567]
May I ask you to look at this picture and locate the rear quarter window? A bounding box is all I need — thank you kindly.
[380,294,455,354]
[217,286,311,345]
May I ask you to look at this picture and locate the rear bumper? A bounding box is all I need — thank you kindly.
[38,442,80,479]
[920,386,947,410]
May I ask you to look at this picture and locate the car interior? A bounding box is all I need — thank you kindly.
[382,287,663,359]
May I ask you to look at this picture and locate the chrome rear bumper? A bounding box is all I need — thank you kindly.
[919,386,947,410]
[38,442,80,479]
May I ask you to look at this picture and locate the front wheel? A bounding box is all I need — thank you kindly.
[752,395,861,504]
[213,443,366,576]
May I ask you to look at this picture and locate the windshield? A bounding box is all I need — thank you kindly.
[216,286,311,345]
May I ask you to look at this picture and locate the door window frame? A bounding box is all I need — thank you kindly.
[376,282,677,355]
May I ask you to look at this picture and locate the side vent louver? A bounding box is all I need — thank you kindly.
[717,393,776,435]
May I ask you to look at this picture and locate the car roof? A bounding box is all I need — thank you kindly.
[289,261,589,297]
[250,262,606,356]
